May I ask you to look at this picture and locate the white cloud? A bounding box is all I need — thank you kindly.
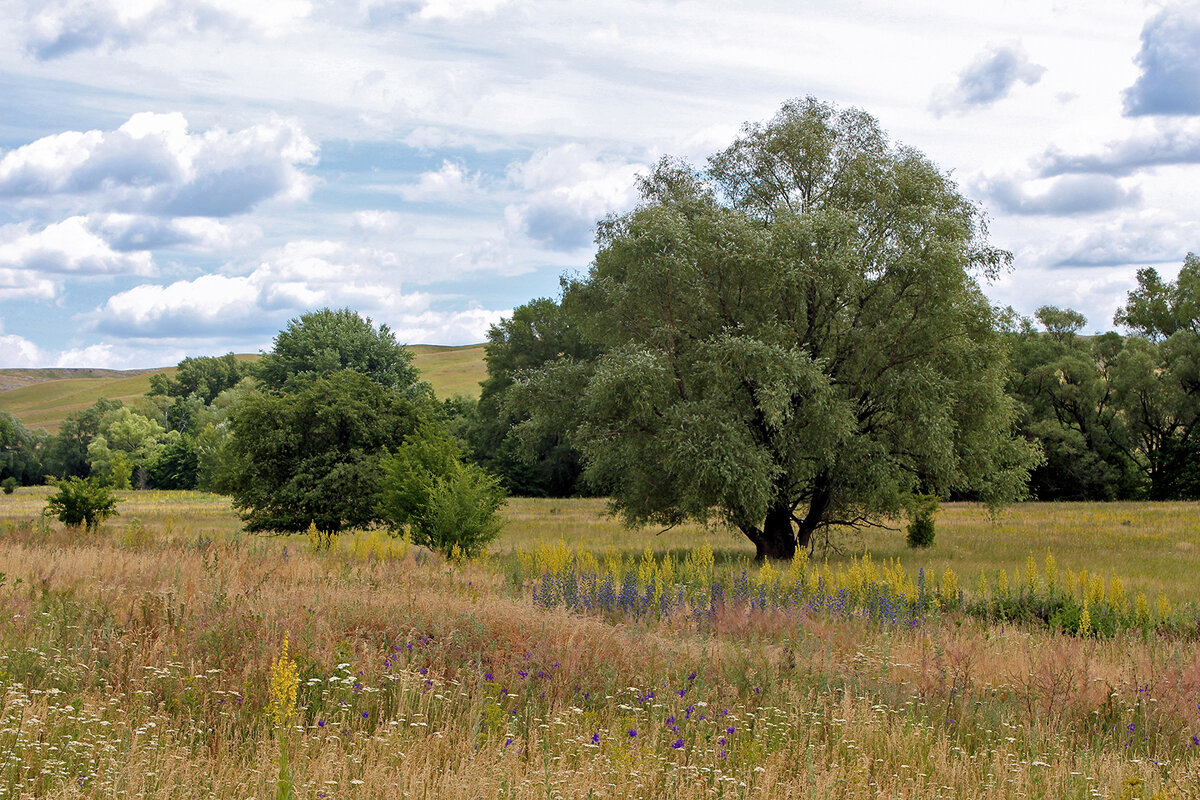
[0,334,47,367]
[1122,3,1200,116]
[89,238,506,345]
[977,174,1140,216]
[505,144,645,251]
[91,239,426,338]
[25,0,312,59]
[350,210,407,233]
[0,217,154,277]
[390,306,509,344]
[0,112,317,217]
[398,161,483,202]
[415,0,518,22]
[88,213,260,251]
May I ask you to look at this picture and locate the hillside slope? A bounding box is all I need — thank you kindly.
[0,344,487,433]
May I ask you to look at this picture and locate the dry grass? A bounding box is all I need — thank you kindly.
[0,491,1195,798]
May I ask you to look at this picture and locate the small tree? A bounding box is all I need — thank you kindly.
[43,477,120,532]
[1,477,16,495]
[379,424,506,559]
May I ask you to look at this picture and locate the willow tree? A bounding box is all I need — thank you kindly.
[514,97,1038,559]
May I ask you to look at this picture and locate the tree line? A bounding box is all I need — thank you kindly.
[3,98,1198,559]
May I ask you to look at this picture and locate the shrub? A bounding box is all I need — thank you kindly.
[378,423,506,560]
[43,477,120,532]
[906,494,939,548]
[1,477,16,495]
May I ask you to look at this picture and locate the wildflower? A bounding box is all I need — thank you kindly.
[628,729,638,738]
[317,720,325,728]
[485,672,494,682]
[672,739,684,749]
[727,726,735,735]
[592,733,600,745]
[666,716,676,726]
[718,737,726,746]
[687,671,696,681]
[266,633,299,730]
[362,711,370,719]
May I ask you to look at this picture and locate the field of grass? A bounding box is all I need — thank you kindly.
[0,344,487,433]
[0,490,1195,798]
[408,343,488,400]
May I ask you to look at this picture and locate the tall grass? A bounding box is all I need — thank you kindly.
[0,492,1195,797]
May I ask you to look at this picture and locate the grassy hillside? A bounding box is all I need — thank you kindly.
[408,343,488,399]
[0,344,487,433]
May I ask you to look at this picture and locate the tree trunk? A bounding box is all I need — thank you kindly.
[794,473,833,552]
[755,501,796,561]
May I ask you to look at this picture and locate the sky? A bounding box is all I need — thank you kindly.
[0,0,1198,369]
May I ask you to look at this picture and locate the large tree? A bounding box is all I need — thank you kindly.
[227,370,422,533]
[516,98,1038,559]
[1111,254,1200,498]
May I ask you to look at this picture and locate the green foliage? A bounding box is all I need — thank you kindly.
[905,494,939,548]
[42,398,123,479]
[1006,309,1141,500]
[149,353,255,405]
[228,370,421,533]
[379,423,506,559]
[146,433,199,490]
[516,97,1038,559]
[0,411,43,486]
[256,307,427,395]
[464,297,597,497]
[1,477,16,495]
[43,477,120,532]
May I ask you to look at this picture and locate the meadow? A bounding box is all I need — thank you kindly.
[0,489,1196,799]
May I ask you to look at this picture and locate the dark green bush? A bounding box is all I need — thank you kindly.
[906,494,939,548]
[1,477,16,495]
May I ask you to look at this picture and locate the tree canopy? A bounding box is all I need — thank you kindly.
[463,297,598,496]
[515,97,1039,558]
[227,370,422,533]
[256,307,425,394]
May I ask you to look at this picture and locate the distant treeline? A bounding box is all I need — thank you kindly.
[3,254,1200,503]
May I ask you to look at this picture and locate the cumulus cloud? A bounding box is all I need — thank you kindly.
[978,174,1140,216]
[1039,217,1200,268]
[398,161,483,202]
[24,0,312,59]
[0,333,49,367]
[88,214,260,252]
[89,238,506,344]
[932,44,1045,115]
[505,144,644,251]
[91,239,424,338]
[1039,124,1200,176]
[0,112,317,217]
[0,217,154,277]
[1123,4,1200,116]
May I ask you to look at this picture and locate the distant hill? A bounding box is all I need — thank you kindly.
[0,343,488,433]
